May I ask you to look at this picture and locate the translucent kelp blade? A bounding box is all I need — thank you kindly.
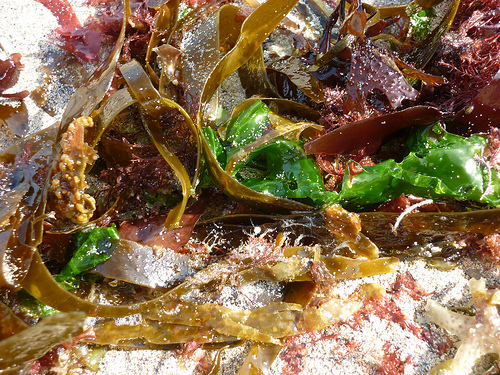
[304,106,445,155]
[0,126,58,287]
[142,299,360,344]
[91,239,191,289]
[236,344,281,375]
[0,302,28,340]
[197,0,316,212]
[145,0,180,84]
[120,60,199,229]
[181,5,240,117]
[90,88,138,149]
[238,46,281,98]
[360,208,500,251]
[197,0,299,113]
[92,319,235,346]
[0,312,86,374]
[0,0,130,288]
[321,256,398,278]
[266,56,325,103]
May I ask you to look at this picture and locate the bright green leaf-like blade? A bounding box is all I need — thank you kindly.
[240,139,333,206]
[58,224,120,279]
[340,124,500,209]
[205,100,331,205]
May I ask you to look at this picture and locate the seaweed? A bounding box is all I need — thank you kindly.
[1,0,499,373]
[0,54,29,99]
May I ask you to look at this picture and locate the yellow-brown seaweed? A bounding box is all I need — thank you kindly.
[48,116,97,225]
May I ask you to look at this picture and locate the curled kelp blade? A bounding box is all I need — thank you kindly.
[197,0,300,122]
[181,4,242,117]
[90,88,138,149]
[0,126,58,287]
[197,0,318,213]
[144,0,180,85]
[0,312,86,374]
[0,0,131,288]
[119,60,200,229]
[238,46,281,98]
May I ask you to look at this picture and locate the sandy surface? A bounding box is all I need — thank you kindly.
[1,1,499,374]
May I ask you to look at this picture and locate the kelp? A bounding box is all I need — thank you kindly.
[0,302,28,341]
[120,59,200,229]
[88,259,365,346]
[311,0,456,73]
[0,0,130,289]
[90,239,191,289]
[266,56,325,103]
[144,0,180,86]
[235,344,281,375]
[194,207,500,254]
[195,0,321,213]
[404,0,460,68]
[0,312,86,374]
[1,0,499,373]
[0,126,59,288]
[6,0,312,322]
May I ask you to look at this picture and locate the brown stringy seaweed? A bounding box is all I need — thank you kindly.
[48,116,98,224]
